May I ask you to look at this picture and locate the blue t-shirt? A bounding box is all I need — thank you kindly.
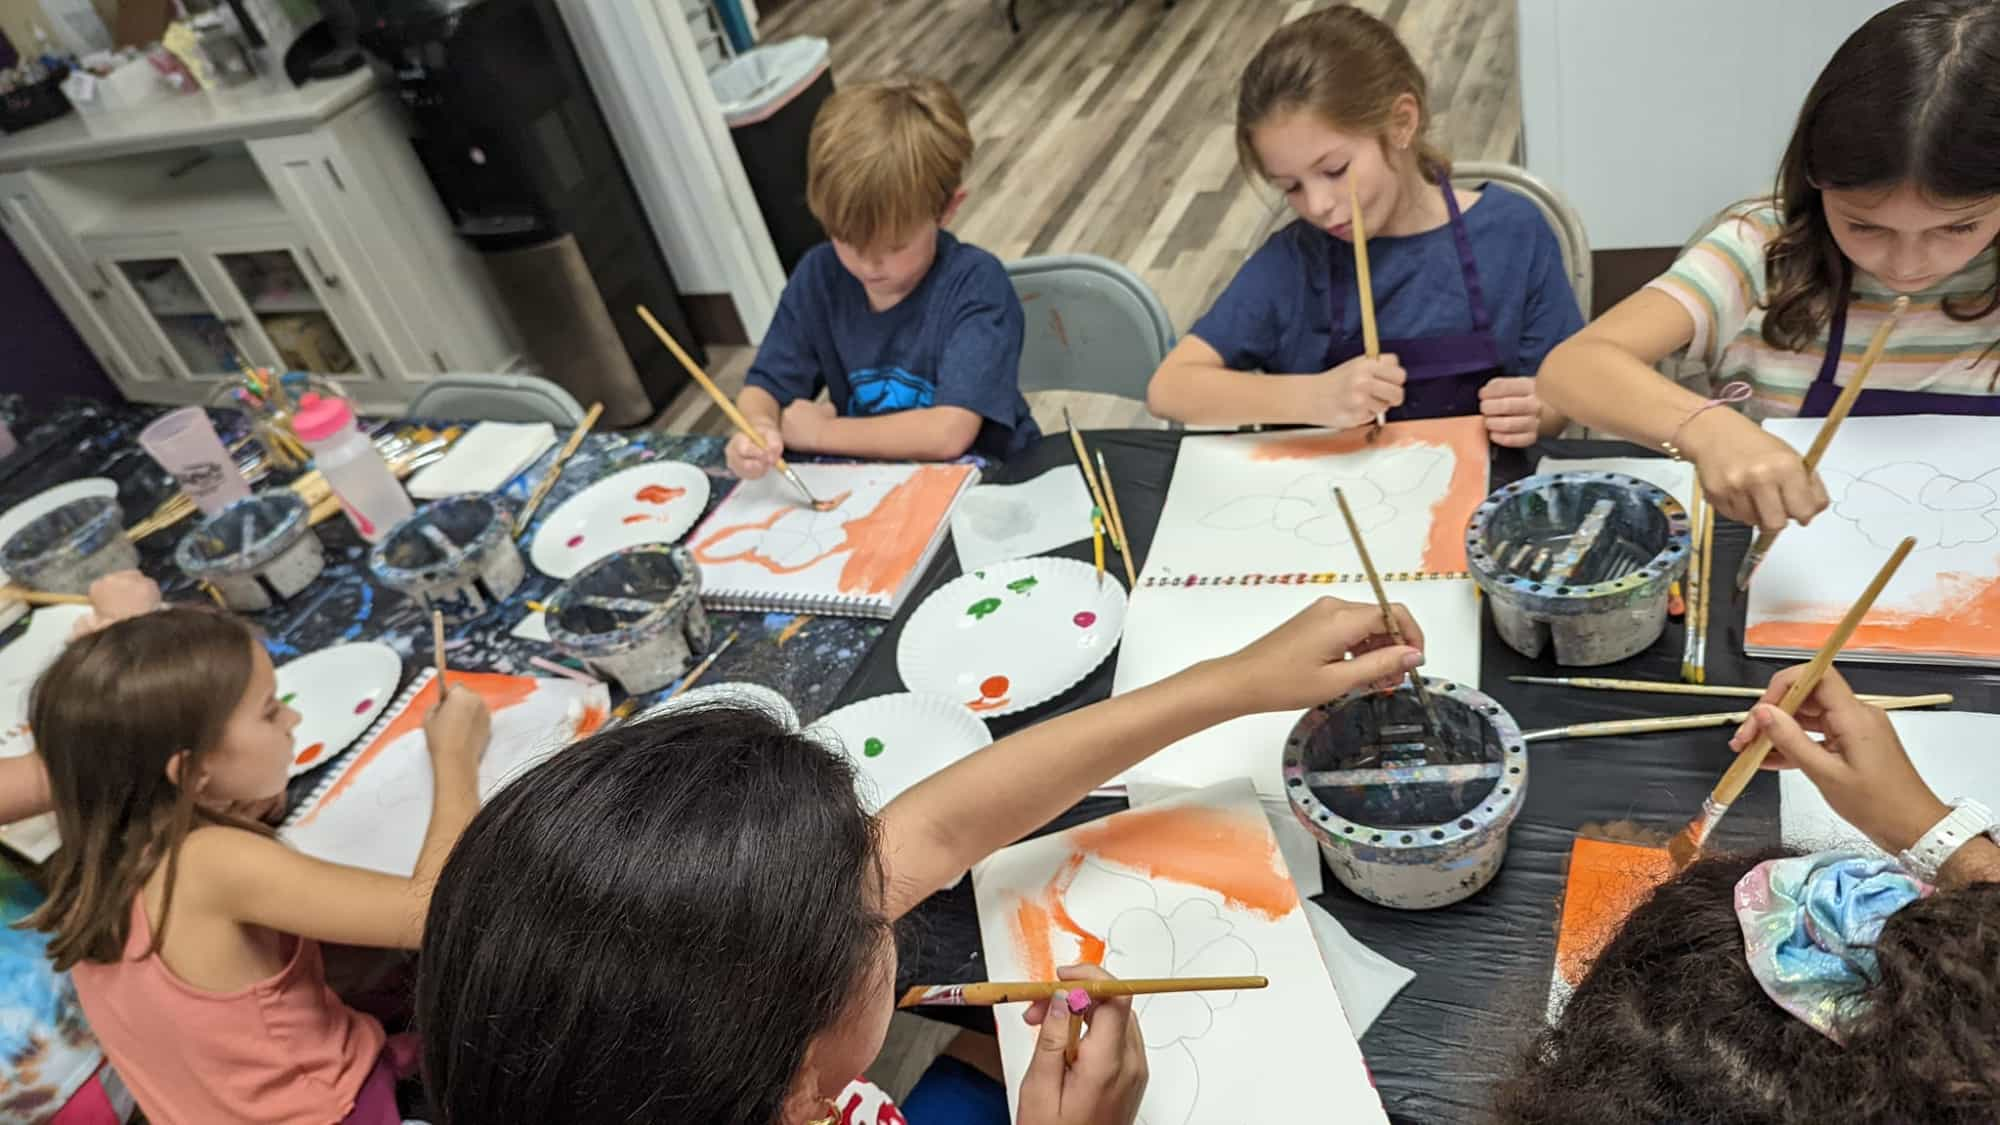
[1190,184,1583,387]
[746,231,1040,460]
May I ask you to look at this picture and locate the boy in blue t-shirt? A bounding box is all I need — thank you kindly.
[726,78,1039,479]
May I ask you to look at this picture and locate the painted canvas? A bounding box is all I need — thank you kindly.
[1547,837,1673,1022]
[1782,710,2000,853]
[690,463,977,618]
[973,780,1388,1125]
[1747,415,2000,665]
[282,671,609,876]
[1143,418,1489,583]
[1110,579,1481,798]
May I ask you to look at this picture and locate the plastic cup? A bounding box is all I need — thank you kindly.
[139,407,251,516]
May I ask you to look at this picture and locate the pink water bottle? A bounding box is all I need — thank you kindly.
[292,393,413,542]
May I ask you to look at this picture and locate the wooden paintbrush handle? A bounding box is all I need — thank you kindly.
[639,304,771,449]
[899,975,1269,1008]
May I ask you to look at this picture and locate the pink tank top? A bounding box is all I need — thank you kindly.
[68,897,387,1125]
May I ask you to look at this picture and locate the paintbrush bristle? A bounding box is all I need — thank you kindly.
[1665,823,1703,869]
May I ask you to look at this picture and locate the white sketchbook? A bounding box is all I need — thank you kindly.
[972,779,1388,1125]
[1747,415,2000,666]
[281,671,609,876]
[687,463,977,619]
[1111,580,1481,798]
[1781,710,2000,853]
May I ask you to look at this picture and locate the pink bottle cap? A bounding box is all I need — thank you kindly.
[291,392,355,443]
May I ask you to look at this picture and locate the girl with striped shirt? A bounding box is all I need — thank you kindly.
[1538,0,2000,532]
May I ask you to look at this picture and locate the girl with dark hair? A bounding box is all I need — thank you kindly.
[24,606,493,1124]
[417,596,1429,1125]
[1148,6,1584,444]
[1540,0,2000,533]
[1498,667,2000,1124]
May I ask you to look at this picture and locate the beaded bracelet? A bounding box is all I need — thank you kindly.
[1661,381,1751,461]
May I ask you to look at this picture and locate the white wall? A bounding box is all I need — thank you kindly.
[1518,0,1896,250]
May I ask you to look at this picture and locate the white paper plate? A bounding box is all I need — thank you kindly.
[636,681,799,731]
[0,478,118,581]
[0,605,91,759]
[530,461,712,578]
[276,642,405,776]
[808,692,993,810]
[896,557,1127,719]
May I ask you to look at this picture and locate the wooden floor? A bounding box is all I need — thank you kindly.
[661,0,1518,434]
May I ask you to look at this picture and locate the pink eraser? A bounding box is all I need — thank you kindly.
[1066,990,1091,1014]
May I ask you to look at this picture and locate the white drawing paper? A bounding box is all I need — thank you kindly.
[1535,456,1697,515]
[1782,710,2000,853]
[1143,418,1488,582]
[973,779,1387,1125]
[1302,900,1416,1039]
[1111,580,1482,797]
[1124,778,1324,899]
[950,466,1096,573]
[1747,415,2000,664]
[282,672,608,876]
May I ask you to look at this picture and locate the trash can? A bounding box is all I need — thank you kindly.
[711,37,833,275]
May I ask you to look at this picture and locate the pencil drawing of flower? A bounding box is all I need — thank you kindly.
[1198,447,1450,548]
[1830,462,2000,552]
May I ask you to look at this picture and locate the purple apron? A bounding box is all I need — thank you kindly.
[1324,176,1504,420]
[1799,280,2000,416]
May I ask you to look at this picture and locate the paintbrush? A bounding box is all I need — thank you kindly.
[1095,450,1137,587]
[0,587,89,607]
[1522,692,1950,743]
[1692,498,1716,682]
[1064,409,1122,554]
[1348,176,1385,440]
[1736,296,1908,591]
[665,629,739,702]
[898,975,1269,1008]
[1090,514,1106,589]
[514,402,605,535]
[432,610,449,691]
[1680,479,1704,681]
[637,305,834,512]
[1509,674,1917,704]
[1669,535,1916,868]
[1332,486,1443,743]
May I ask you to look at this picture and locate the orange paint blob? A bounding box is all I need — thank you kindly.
[635,485,686,505]
[1247,417,1487,572]
[620,514,655,525]
[1744,569,2000,659]
[965,675,1012,713]
[1553,837,1673,989]
[1070,803,1298,920]
[294,742,326,767]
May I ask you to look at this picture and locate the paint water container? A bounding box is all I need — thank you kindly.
[546,544,712,694]
[1467,472,1691,665]
[294,393,412,543]
[369,496,525,621]
[175,492,326,611]
[0,495,140,595]
[1283,679,1527,910]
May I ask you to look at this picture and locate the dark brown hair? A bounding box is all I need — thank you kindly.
[1235,6,1449,184]
[1763,0,2000,351]
[1495,850,2000,1124]
[22,608,266,970]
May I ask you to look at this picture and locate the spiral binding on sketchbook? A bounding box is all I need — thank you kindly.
[282,668,437,830]
[700,589,902,619]
[1139,571,1472,589]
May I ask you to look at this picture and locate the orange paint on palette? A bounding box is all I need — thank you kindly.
[635,485,686,505]
[1744,569,2000,659]
[1070,802,1298,920]
[1552,837,1674,990]
[1246,417,1487,572]
[293,742,327,767]
[965,675,1011,712]
[620,514,654,526]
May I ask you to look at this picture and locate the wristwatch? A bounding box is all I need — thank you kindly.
[1898,798,1997,883]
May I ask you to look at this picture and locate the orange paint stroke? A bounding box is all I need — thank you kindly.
[965,695,1012,713]
[1246,417,1487,572]
[1011,898,1056,981]
[1072,803,1298,920]
[576,704,608,739]
[635,485,685,505]
[620,514,656,526]
[775,615,813,648]
[1552,837,1673,989]
[1744,568,2000,659]
[295,671,538,827]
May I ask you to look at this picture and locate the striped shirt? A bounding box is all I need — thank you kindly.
[1648,205,2000,418]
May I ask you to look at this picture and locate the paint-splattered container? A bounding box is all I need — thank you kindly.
[175,492,325,611]
[0,495,139,594]
[546,544,712,694]
[369,496,524,621]
[1467,472,1690,665]
[1284,679,1526,910]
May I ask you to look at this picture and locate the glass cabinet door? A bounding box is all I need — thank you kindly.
[216,249,360,376]
[112,257,244,378]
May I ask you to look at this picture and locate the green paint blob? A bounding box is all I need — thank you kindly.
[1007,576,1039,594]
[863,737,885,758]
[966,597,1002,620]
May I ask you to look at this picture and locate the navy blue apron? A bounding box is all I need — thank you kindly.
[1799,280,2000,416]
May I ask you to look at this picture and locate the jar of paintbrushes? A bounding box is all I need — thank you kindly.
[232,365,313,471]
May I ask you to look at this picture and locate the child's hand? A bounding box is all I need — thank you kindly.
[424,684,491,776]
[724,426,783,480]
[1212,596,1424,715]
[66,570,163,638]
[1682,410,1828,531]
[1478,377,1544,448]
[1728,666,1946,853]
[1018,964,1147,1125]
[780,398,837,450]
[1311,353,1405,430]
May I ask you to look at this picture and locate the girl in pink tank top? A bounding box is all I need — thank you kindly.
[24,608,491,1125]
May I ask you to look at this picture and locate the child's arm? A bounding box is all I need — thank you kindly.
[179,685,491,949]
[875,597,1425,918]
[1147,336,1404,429]
[0,754,51,825]
[779,400,983,462]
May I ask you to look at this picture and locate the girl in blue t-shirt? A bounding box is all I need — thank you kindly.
[1148,7,1584,446]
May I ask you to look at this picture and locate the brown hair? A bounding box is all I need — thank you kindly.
[22,608,268,970]
[1235,6,1449,184]
[806,77,974,250]
[1763,0,2000,352]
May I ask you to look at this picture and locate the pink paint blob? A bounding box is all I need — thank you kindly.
[353,697,374,715]
[566,534,585,549]
[1073,611,1097,628]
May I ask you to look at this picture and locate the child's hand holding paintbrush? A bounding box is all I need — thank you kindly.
[1016,964,1148,1123]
